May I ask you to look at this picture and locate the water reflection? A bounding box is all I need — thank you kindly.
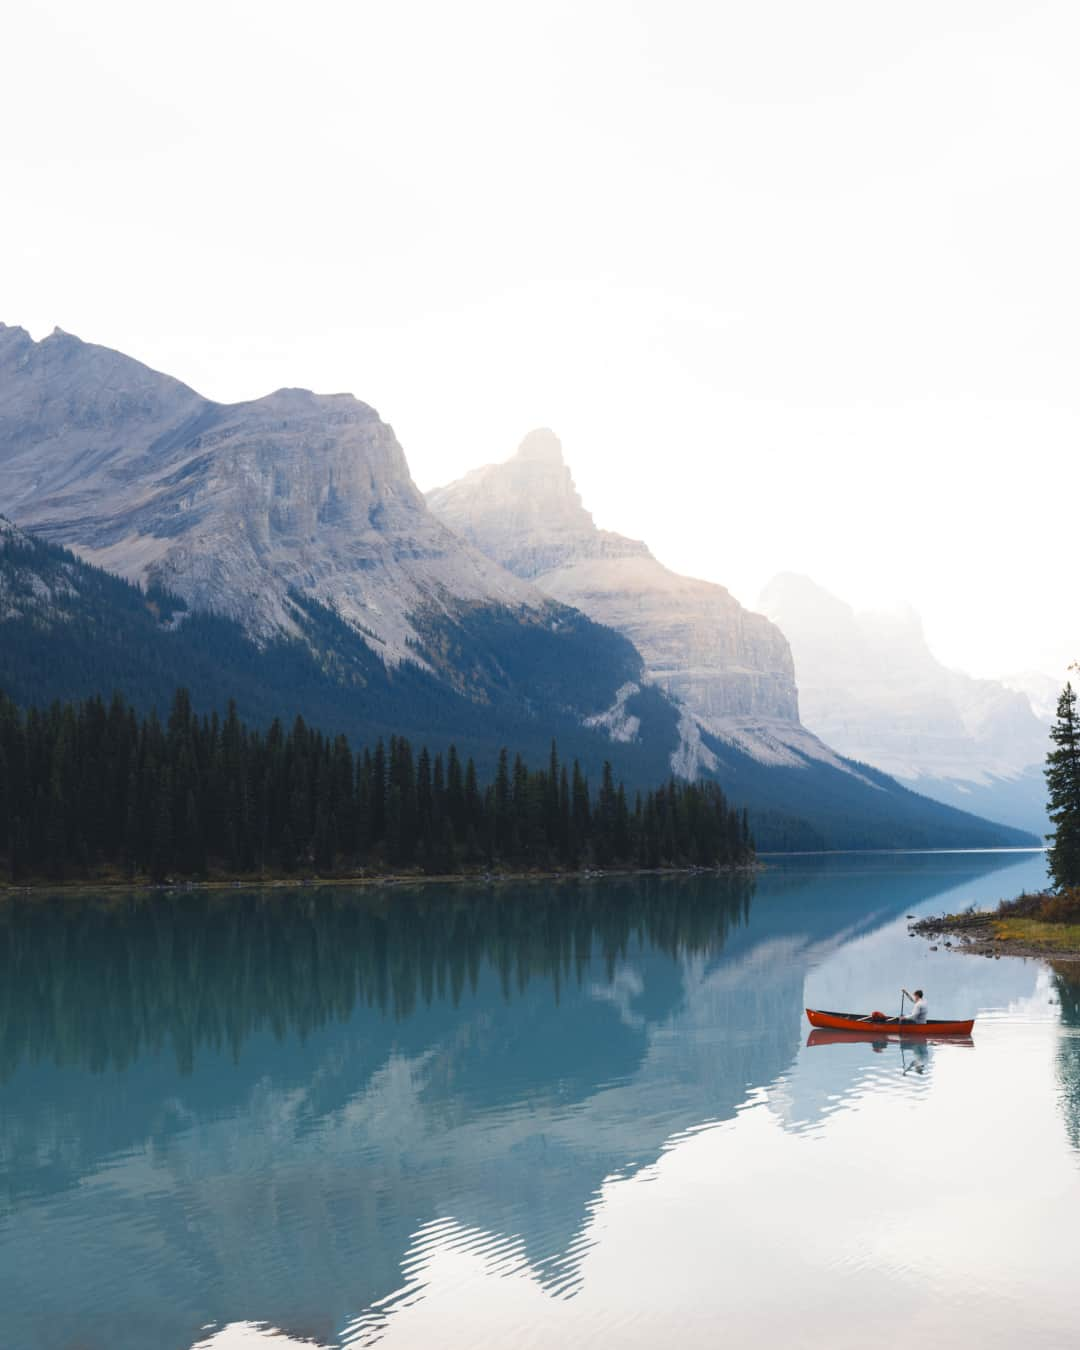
[1052,968,1080,1150]
[0,876,755,1077]
[806,1030,960,1082]
[0,850,1069,1350]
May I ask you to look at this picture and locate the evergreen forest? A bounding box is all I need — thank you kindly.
[0,688,754,882]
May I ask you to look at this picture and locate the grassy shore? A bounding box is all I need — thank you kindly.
[911,888,1080,961]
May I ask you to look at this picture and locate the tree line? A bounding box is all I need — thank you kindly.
[1047,679,1080,891]
[0,687,753,881]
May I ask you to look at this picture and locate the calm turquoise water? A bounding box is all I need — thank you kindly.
[2,851,1077,1349]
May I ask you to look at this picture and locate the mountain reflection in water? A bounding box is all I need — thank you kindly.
[0,850,1073,1350]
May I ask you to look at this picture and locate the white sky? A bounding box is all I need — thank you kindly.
[3,0,1077,680]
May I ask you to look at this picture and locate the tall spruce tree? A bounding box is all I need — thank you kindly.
[1046,681,1080,889]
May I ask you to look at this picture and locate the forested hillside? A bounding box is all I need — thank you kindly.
[0,524,1038,852]
[0,520,678,786]
[0,689,752,882]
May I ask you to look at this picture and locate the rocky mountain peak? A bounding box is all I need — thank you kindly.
[429,433,810,764]
[513,427,566,464]
[427,432,649,579]
[0,323,541,660]
[0,325,34,361]
[256,386,371,412]
[759,573,855,640]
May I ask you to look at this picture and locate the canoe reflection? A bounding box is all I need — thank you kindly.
[807,1029,975,1050]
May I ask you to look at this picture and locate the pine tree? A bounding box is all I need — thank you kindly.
[546,741,561,848]
[416,745,433,864]
[1046,682,1080,889]
[371,739,387,846]
[464,756,482,835]
[570,760,590,864]
[446,745,464,835]
[558,765,571,859]
[595,761,617,865]
[150,767,173,881]
[494,748,511,854]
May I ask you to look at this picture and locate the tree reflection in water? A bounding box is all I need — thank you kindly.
[0,875,755,1080]
[1052,968,1080,1150]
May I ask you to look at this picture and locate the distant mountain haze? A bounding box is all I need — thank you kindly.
[759,572,1052,834]
[1001,671,1063,725]
[427,429,871,778]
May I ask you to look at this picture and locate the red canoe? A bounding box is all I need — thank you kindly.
[806,1008,975,1036]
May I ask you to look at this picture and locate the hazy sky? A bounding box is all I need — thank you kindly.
[4,1,1077,680]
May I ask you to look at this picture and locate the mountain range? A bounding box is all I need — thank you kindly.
[428,429,809,774]
[0,322,541,658]
[759,572,1052,836]
[0,323,1039,850]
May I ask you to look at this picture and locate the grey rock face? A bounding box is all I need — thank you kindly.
[0,326,538,659]
[0,323,207,515]
[428,431,836,772]
[429,428,651,580]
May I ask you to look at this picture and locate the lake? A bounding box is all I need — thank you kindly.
[1,851,1077,1349]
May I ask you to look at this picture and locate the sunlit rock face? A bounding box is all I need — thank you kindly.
[427,428,652,581]
[428,430,823,771]
[759,571,1051,831]
[0,324,538,659]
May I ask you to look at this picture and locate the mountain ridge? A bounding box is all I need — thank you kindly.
[0,322,539,661]
[0,514,681,785]
[1,516,1037,852]
[428,430,844,770]
[0,326,1040,849]
[759,571,1051,834]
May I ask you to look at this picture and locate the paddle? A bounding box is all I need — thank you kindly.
[898,988,907,1028]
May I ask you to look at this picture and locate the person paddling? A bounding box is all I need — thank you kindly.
[901,988,928,1024]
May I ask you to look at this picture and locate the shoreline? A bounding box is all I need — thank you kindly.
[0,860,763,900]
[909,911,1080,963]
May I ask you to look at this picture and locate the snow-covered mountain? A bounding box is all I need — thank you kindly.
[429,430,870,778]
[759,572,1051,834]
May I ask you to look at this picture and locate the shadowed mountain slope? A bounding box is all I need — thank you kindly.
[0,517,678,784]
